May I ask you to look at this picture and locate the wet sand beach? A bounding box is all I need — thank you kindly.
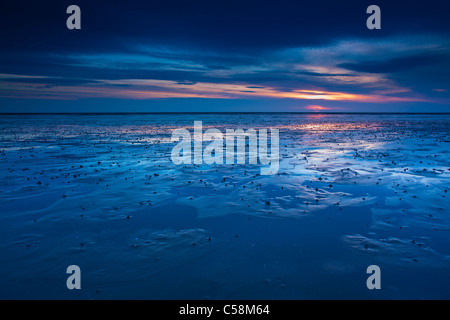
[0,113,449,299]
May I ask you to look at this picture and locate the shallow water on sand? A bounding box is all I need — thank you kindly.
[0,113,449,299]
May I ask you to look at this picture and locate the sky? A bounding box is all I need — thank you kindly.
[0,0,449,113]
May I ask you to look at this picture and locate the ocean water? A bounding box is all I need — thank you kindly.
[0,113,449,300]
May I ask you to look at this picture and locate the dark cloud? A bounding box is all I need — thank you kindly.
[0,77,100,86]
[338,53,449,74]
[1,0,449,54]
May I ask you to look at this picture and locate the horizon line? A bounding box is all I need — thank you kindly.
[1,112,450,115]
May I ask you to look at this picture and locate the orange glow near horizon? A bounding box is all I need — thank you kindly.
[0,75,430,104]
[305,105,330,111]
